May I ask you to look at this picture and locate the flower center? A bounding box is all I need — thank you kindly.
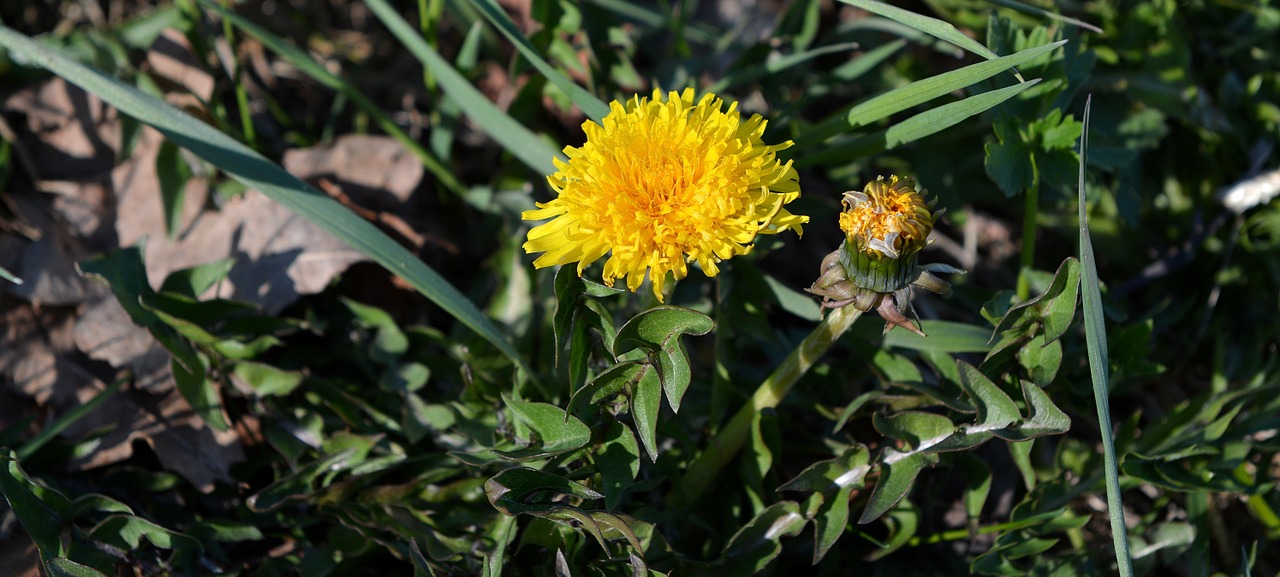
[839,177,932,258]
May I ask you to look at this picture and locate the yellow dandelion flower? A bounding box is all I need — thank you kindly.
[522,88,808,301]
[808,175,962,335]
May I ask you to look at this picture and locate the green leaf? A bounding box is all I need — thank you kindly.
[364,0,560,175]
[567,361,643,414]
[836,0,1000,60]
[614,306,715,354]
[869,320,993,353]
[860,451,936,524]
[720,501,807,573]
[597,421,640,512]
[0,452,65,560]
[485,468,603,516]
[779,445,872,493]
[957,453,993,520]
[233,362,304,397]
[464,0,610,121]
[45,559,109,577]
[874,411,955,451]
[867,505,920,561]
[0,264,22,285]
[158,258,236,297]
[1078,96,1133,576]
[154,139,191,239]
[630,364,663,462]
[498,397,592,456]
[88,514,200,554]
[247,450,356,512]
[885,80,1042,148]
[615,306,713,413]
[1017,333,1063,387]
[846,40,1064,127]
[958,362,1020,430]
[0,24,530,378]
[998,382,1071,441]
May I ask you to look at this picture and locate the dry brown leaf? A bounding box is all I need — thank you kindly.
[73,297,172,392]
[146,28,215,102]
[1,78,120,182]
[282,134,423,209]
[5,192,97,307]
[0,303,86,406]
[65,383,244,493]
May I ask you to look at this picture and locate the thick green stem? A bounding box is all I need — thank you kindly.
[1017,179,1040,300]
[670,305,862,507]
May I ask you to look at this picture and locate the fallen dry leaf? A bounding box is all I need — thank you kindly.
[0,303,85,406]
[146,28,215,103]
[64,382,244,493]
[0,532,40,577]
[282,134,423,210]
[1,78,120,182]
[73,297,172,393]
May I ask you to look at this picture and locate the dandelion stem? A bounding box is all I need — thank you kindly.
[670,305,863,507]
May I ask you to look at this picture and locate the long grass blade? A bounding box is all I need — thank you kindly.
[199,0,465,195]
[363,0,561,175]
[984,0,1102,34]
[836,0,999,60]
[847,40,1063,128]
[884,79,1040,147]
[1077,94,1134,576]
[464,0,610,121]
[0,24,531,376]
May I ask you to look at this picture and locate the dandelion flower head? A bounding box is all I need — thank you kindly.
[522,88,808,301]
[839,175,935,259]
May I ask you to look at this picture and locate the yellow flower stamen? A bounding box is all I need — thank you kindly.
[839,175,933,259]
[522,88,808,301]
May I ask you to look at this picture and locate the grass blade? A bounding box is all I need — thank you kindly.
[199,0,465,195]
[1077,94,1134,576]
[884,79,1041,148]
[0,24,530,376]
[847,40,1064,128]
[464,0,610,121]
[984,0,1102,34]
[836,0,999,60]
[0,265,22,285]
[364,0,560,175]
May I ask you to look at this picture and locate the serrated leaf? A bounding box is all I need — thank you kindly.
[614,306,714,354]
[867,505,920,561]
[485,468,603,516]
[720,501,807,573]
[598,421,640,512]
[996,382,1071,441]
[247,450,355,512]
[631,364,663,462]
[567,361,643,415]
[811,485,854,563]
[860,451,936,523]
[45,559,109,577]
[1017,333,1063,387]
[499,397,591,455]
[874,411,955,451]
[779,445,872,493]
[958,362,1020,430]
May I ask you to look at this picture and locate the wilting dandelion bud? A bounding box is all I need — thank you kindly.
[806,175,963,336]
